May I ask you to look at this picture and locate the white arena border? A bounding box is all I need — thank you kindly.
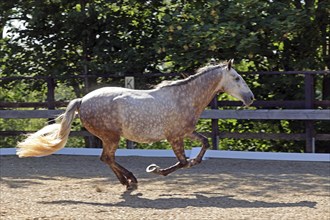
[1,147,329,162]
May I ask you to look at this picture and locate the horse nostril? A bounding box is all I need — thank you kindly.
[250,96,254,101]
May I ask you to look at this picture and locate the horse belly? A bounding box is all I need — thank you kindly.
[123,131,165,143]
[121,115,166,143]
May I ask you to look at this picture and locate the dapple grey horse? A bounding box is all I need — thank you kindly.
[17,60,254,190]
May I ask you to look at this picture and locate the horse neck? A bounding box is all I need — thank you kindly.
[176,69,222,114]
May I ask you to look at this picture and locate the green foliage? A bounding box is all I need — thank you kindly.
[1,0,329,151]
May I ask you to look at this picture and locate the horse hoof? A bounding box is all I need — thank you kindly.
[127,182,138,191]
[146,164,160,174]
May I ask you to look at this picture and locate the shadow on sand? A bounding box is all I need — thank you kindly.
[41,190,316,210]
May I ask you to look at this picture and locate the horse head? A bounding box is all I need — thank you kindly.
[218,59,254,106]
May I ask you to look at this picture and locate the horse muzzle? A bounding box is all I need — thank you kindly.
[241,92,254,107]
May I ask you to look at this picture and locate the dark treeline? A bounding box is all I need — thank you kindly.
[1,0,329,152]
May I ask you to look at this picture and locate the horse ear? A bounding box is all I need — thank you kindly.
[227,59,234,70]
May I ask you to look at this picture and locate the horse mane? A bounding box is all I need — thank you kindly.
[155,62,227,89]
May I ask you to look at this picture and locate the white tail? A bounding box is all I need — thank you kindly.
[16,99,81,157]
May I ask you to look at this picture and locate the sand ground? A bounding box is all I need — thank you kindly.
[1,155,329,220]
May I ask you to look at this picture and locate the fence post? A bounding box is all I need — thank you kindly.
[210,96,219,150]
[125,76,135,149]
[304,74,315,153]
[46,77,56,124]
[46,77,56,110]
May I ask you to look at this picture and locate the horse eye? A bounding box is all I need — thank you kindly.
[235,77,240,81]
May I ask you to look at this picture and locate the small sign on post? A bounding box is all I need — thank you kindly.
[125,77,134,89]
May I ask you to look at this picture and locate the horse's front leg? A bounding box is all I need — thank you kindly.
[186,131,210,166]
[146,139,188,176]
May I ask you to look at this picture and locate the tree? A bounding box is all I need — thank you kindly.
[1,0,328,76]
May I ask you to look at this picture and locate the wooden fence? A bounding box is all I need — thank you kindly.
[1,71,330,153]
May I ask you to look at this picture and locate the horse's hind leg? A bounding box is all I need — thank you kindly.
[146,139,188,176]
[100,137,138,190]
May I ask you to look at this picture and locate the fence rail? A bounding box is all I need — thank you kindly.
[1,109,329,120]
[201,109,330,120]
[1,100,330,109]
[1,109,329,152]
